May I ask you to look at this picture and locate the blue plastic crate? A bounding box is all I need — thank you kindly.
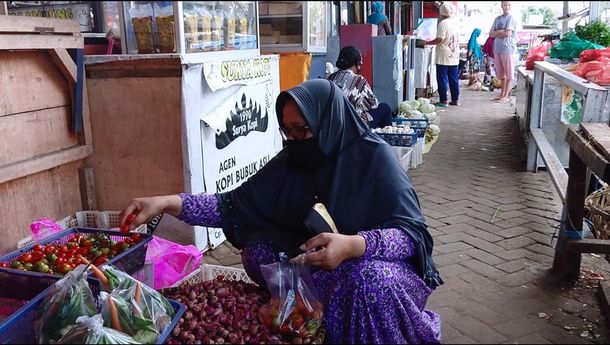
[0,227,151,280]
[394,118,429,138]
[0,271,183,344]
[157,300,186,344]
[0,270,101,344]
[377,131,418,147]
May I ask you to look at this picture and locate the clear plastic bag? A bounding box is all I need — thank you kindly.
[58,314,140,344]
[99,265,175,342]
[36,265,97,344]
[258,253,323,337]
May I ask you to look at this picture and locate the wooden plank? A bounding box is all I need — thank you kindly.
[85,76,184,210]
[0,15,80,34]
[0,145,92,185]
[566,239,610,254]
[0,34,83,50]
[0,161,82,255]
[527,67,545,172]
[566,127,610,181]
[0,106,78,166]
[581,88,608,123]
[580,123,610,161]
[531,129,568,201]
[49,48,76,82]
[0,51,70,116]
[78,166,96,210]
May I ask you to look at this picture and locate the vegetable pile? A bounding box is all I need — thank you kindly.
[37,264,177,344]
[397,98,439,126]
[0,232,143,275]
[162,275,325,345]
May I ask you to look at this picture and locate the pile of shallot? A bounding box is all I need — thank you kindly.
[162,276,323,345]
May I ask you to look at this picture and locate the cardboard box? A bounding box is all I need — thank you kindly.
[268,2,302,15]
[260,23,273,35]
[279,35,301,44]
[259,3,269,15]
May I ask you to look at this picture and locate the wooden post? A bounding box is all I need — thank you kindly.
[78,167,97,210]
[552,148,587,281]
[0,2,7,15]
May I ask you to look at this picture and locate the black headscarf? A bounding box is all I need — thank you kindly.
[217,79,443,288]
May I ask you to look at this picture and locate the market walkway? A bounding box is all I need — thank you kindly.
[203,86,610,344]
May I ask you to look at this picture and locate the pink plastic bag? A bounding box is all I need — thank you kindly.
[30,218,63,241]
[145,235,203,289]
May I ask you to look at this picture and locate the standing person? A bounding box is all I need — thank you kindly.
[489,1,517,103]
[120,79,443,344]
[327,46,394,129]
[426,2,460,107]
[367,1,392,36]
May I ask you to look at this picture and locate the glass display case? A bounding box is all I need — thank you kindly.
[119,1,258,55]
[258,1,327,53]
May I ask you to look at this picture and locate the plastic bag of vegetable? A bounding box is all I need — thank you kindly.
[258,253,323,338]
[58,314,140,344]
[96,265,174,342]
[36,264,97,343]
[549,32,604,60]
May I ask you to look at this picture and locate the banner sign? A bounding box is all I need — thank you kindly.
[203,57,273,92]
[8,3,92,32]
[201,58,280,194]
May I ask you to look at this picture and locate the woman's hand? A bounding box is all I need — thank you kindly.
[290,233,366,270]
[119,195,182,228]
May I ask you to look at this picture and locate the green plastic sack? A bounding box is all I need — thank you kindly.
[549,32,604,60]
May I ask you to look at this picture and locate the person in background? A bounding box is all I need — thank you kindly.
[327,46,394,129]
[367,1,392,36]
[489,1,517,103]
[467,28,483,78]
[120,79,443,344]
[426,3,460,107]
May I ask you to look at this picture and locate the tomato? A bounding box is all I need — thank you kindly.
[18,253,33,264]
[120,224,130,234]
[43,245,56,255]
[93,256,108,266]
[31,251,45,262]
[130,233,142,244]
[66,241,78,248]
[69,263,76,269]
[55,257,66,266]
[121,243,130,251]
[289,313,305,330]
[10,261,23,269]
[32,244,43,252]
[123,238,132,245]
[57,263,72,274]
[47,253,57,263]
[34,262,49,273]
[0,262,8,268]
[58,245,69,253]
[82,239,93,248]
[77,247,89,256]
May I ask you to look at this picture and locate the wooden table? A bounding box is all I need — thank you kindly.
[553,123,610,281]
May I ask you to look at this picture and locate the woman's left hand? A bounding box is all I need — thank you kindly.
[290,233,366,270]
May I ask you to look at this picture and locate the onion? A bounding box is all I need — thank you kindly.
[184,311,194,320]
[179,331,190,341]
[227,333,239,344]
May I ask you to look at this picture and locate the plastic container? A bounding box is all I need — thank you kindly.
[18,211,147,249]
[0,271,183,344]
[377,131,418,147]
[0,270,100,344]
[1,227,152,280]
[394,118,429,138]
[171,263,254,288]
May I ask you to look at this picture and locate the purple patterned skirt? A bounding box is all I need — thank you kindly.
[241,244,441,344]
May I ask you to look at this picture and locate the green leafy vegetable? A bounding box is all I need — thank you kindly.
[575,21,610,47]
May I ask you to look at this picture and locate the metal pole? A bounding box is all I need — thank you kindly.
[590,1,600,22]
[413,1,423,29]
[562,1,569,35]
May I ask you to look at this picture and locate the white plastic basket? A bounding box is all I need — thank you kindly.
[171,263,254,288]
[392,146,414,173]
[17,211,147,249]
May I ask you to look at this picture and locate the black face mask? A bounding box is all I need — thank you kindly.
[284,137,329,171]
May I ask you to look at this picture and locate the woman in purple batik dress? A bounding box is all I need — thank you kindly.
[120,79,443,344]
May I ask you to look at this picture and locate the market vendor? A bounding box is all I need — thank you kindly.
[120,79,442,344]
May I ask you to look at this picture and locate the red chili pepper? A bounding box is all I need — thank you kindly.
[120,224,130,234]
[120,212,138,234]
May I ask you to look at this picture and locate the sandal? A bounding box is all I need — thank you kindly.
[496,97,510,103]
[491,95,502,101]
